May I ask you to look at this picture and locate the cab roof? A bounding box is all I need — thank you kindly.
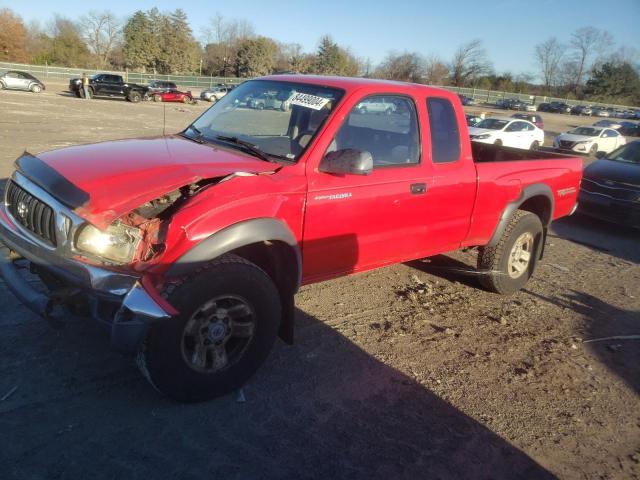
[259,74,457,98]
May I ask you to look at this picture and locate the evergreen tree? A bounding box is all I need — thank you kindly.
[235,37,277,77]
[123,11,157,71]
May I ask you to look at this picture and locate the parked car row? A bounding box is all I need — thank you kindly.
[495,98,537,112]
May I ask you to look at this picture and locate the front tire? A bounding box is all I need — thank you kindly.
[129,92,142,103]
[530,140,539,150]
[494,139,503,146]
[153,95,162,102]
[477,210,543,295]
[30,84,42,93]
[589,143,598,156]
[137,255,281,402]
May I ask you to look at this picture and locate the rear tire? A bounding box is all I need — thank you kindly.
[129,92,142,103]
[153,95,162,102]
[494,139,503,146]
[477,210,543,295]
[0,81,5,89]
[530,140,539,150]
[137,255,281,402]
[182,96,190,104]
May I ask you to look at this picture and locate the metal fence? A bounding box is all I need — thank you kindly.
[1,60,637,111]
[441,85,636,112]
[0,61,243,90]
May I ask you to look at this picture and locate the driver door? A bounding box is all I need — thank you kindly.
[302,95,430,282]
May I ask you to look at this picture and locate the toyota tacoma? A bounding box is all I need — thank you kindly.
[0,75,582,402]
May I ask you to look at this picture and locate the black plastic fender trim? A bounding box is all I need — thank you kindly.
[167,218,302,290]
[486,183,554,248]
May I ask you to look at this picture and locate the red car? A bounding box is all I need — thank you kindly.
[151,90,194,104]
[0,75,582,402]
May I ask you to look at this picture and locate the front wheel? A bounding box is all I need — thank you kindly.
[128,92,141,103]
[30,84,42,93]
[477,210,543,295]
[153,95,162,102]
[137,255,281,402]
[494,139,503,146]
[182,96,190,104]
[530,140,539,150]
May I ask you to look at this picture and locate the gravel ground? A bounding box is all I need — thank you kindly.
[0,85,639,480]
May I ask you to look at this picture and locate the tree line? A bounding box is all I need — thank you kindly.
[0,7,638,105]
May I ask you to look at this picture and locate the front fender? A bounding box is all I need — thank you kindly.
[165,217,302,287]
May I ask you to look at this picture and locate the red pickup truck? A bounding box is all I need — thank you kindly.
[0,76,582,401]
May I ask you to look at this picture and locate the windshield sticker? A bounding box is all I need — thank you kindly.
[290,93,331,110]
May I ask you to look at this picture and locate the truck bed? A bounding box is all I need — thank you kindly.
[472,142,578,163]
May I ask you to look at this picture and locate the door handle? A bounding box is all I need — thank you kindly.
[410,183,427,195]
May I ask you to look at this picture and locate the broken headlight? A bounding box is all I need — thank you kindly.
[76,222,141,264]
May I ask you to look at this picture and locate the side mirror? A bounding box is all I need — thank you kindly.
[319,149,373,176]
[595,151,606,159]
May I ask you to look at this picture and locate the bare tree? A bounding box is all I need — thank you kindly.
[569,26,614,93]
[202,13,255,76]
[80,11,120,68]
[423,55,449,85]
[375,51,425,83]
[534,37,565,91]
[450,39,492,87]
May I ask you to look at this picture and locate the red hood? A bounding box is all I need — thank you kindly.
[36,136,279,227]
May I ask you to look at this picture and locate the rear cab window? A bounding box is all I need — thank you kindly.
[426,97,460,163]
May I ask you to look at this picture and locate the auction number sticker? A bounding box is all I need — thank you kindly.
[290,93,331,110]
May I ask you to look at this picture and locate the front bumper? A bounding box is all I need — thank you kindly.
[577,190,640,228]
[0,174,173,352]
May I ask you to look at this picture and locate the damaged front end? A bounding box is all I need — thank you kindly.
[0,160,226,352]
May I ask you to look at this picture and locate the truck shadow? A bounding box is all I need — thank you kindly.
[0,304,556,479]
[550,214,640,264]
[523,289,639,395]
[405,255,482,290]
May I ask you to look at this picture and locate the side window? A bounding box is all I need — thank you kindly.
[426,97,460,163]
[524,123,535,131]
[330,95,420,167]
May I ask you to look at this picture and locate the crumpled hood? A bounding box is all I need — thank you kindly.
[23,136,279,228]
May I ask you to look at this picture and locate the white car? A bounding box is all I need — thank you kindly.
[468,117,544,150]
[356,97,397,115]
[554,126,626,155]
[200,86,230,103]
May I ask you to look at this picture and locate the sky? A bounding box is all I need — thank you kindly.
[3,0,640,77]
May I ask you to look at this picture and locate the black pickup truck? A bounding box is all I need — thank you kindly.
[69,73,147,102]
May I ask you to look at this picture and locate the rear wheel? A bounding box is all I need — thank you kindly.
[494,139,503,146]
[182,96,190,104]
[153,95,162,102]
[128,92,142,103]
[0,81,5,89]
[137,255,281,402]
[530,140,539,150]
[477,210,543,295]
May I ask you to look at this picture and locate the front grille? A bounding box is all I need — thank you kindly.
[581,178,640,202]
[559,140,575,149]
[5,181,57,246]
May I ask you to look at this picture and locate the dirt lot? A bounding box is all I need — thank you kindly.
[0,84,639,480]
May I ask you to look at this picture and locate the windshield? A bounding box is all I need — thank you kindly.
[187,80,343,162]
[606,142,640,164]
[476,119,508,130]
[569,127,601,136]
